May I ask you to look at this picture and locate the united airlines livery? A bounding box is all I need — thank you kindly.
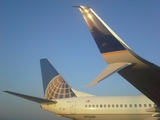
[4,5,160,120]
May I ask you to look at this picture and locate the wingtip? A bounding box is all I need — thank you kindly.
[73,6,81,8]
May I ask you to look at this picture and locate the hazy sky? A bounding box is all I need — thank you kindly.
[0,0,160,120]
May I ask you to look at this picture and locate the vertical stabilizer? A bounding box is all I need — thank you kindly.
[40,59,59,93]
[40,59,76,100]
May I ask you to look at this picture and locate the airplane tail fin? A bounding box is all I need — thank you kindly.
[40,59,77,100]
[3,58,93,103]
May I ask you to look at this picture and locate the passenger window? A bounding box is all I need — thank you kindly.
[116,104,119,108]
[104,105,106,108]
[100,105,102,108]
[124,104,127,108]
[92,105,95,108]
[85,105,87,108]
[134,104,137,107]
[129,104,132,108]
[149,104,152,107]
[120,104,123,108]
[144,104,147,107]
[96,105,98,108]
[89,105,91,108]
[108,104,110,108]
[139,104,142,107]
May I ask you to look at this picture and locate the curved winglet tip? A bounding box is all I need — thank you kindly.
[73,5,91,9]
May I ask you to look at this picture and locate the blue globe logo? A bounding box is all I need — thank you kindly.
[45,75,76,100]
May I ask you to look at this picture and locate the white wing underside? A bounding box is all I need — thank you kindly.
[86,62,132,87]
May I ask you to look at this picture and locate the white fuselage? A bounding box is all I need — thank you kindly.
[41,94,157,120]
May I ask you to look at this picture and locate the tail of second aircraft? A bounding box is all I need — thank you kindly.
[40,59,77,100]
[40,58,93,100]
[3,58,93,105]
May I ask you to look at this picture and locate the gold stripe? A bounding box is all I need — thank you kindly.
[102,50,128,56]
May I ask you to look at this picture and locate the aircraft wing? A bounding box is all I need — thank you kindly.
[85,62,132,86]
[76,6,160,106]
[3,90,57,104]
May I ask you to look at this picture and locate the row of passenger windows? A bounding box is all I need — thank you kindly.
[85,104,155,108]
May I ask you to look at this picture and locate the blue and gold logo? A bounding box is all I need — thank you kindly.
[45,75,76,100]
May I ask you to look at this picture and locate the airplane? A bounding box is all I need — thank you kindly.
[3,5,160,120]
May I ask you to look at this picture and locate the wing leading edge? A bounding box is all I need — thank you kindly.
[76,5,160,106]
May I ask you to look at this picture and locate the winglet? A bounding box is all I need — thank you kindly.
[77,5,130,54]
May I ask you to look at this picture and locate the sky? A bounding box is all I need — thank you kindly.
[0,0,160,120]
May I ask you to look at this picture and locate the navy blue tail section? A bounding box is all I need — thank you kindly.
[77,6,130,53]
[40,59,76,100]
[40,59,59,94]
